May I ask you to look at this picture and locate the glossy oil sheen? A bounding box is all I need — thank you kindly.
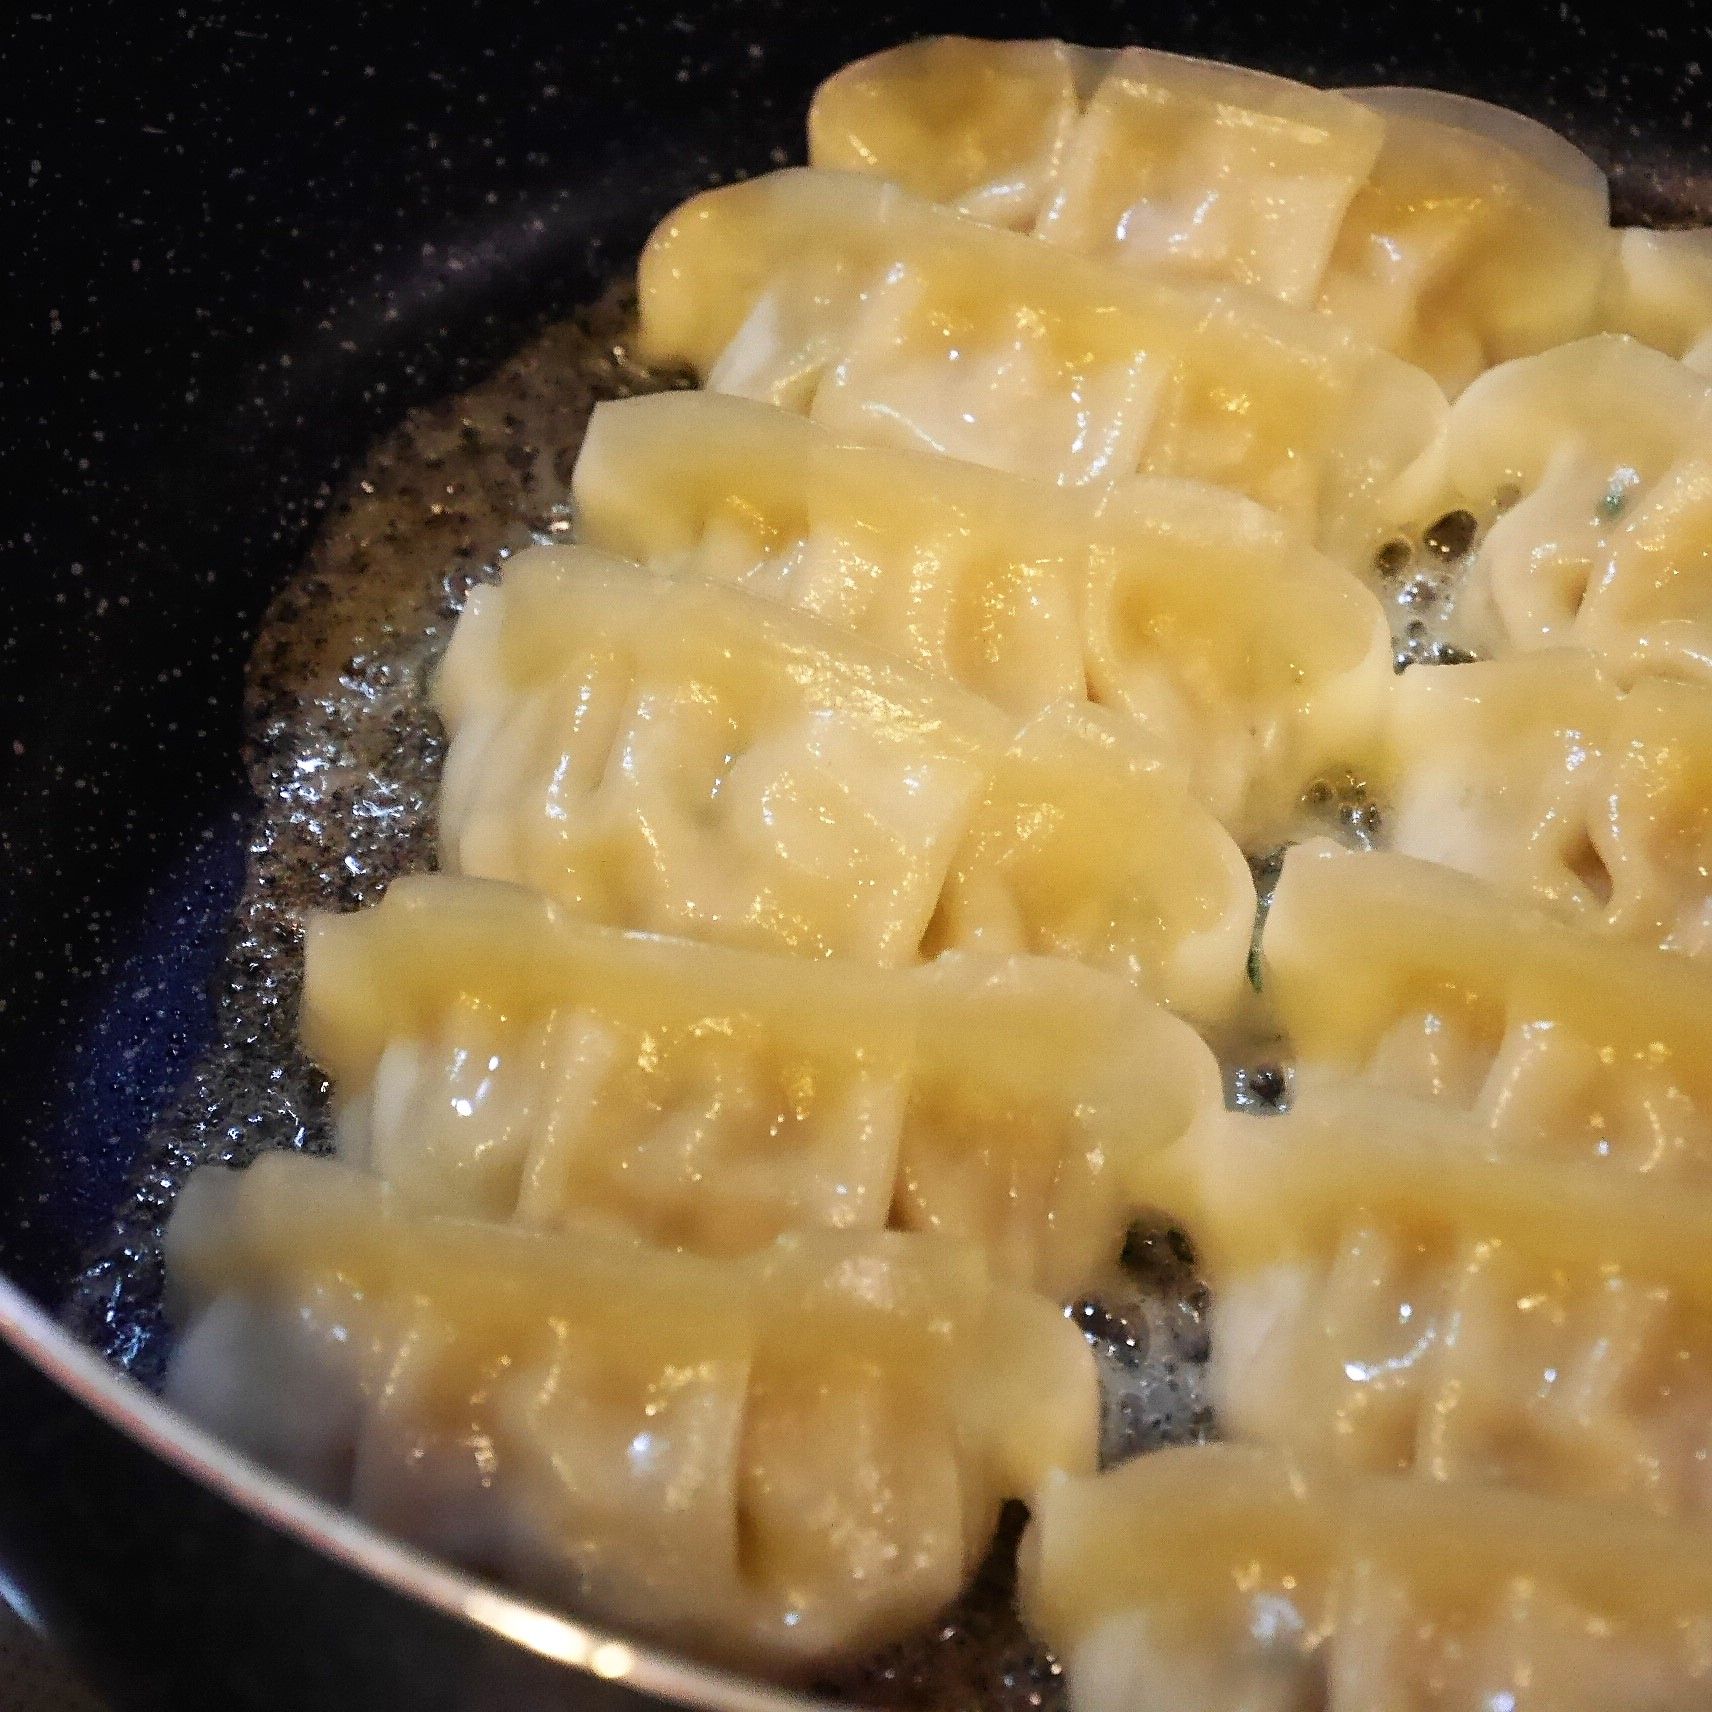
[4,3,1712,1710]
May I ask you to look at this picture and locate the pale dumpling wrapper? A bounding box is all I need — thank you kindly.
[636,167,1446,543]
[814,38,1388,309]
[923,699,1255,1022]
[166,1150,1099,1671]
[302,872,1221,1296]
[1601,226,1712,375]
[1378,650,1712,953]
[1264,843,1712,1182]
[435,544,1010,966]
[574,391,1393,839]
[1326,85,1610,392]
[1021,1444,1712,1712]
[435,541,1258,1020]
[809,35,1091,229]
[1135,1090,1712,1518]
[809,38,1613,392]
[1369,336,1712,682]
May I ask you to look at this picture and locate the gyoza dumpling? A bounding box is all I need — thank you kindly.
[165,1150,1098,1670]
[436,546,1003,967]
[1323,86,1610,392]
[1367,337,1712,680]
[1380,651,1712,952]
[1042,59,1384,309]
[573,392,1393,832]
[1587,674,1712,951]
[1601,226,1712,374]
[574,391,1093,719]
[436,545,1257,1019]
[813,40,1387,308]
[924,701,1254,1023]
[808,40,1611,392]
[1263,844,1712,1180]
[1380,651,1613,912]
[303,873,1219,1293]
[1138,1090,1712,1516]
[808,35,1093,229]
[1021,1444,1712,1712]
[636,168,1444,540]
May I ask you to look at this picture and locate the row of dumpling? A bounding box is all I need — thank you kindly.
[163,410,1274,1662]
[164,496,1712,1690]
[162,383,1285,1666]
[811,36,1712,391]
[531,388,1712,959]
[166,381,1712,1677]
[173,131,1420,1651]
[1035,842,1712,1706]
[163,47,1440,1661]
[643,41,1712,712]
[159,42,1712,1700]
[787,42,1712,1704]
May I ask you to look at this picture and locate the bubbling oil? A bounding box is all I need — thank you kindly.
[61,287,668,1378]
[60,287,1211,1706]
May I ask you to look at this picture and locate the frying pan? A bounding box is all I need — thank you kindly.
[5,2,1709,1706]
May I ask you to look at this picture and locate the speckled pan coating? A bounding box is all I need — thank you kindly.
[4,4,1711,1710]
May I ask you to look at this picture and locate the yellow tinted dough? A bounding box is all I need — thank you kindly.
[166,1150,1098,1670]
[1022,1443,1712,1712]
[301,872,1219,1292]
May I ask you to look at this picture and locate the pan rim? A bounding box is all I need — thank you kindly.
[0,1272,838,1712]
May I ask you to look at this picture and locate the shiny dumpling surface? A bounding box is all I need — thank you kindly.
[1368,336,1712,680]
[434,543,1257,1019]
[1379,651,1712,952]
[165,1151,1098,1671]
[1135,1090,1712,1516]
[809,38,1612,392]
[922,700,1255,1025]
[1324,86,1610,392]
[1601,226,1712,374]
[573,391,1393,833]
[1020,1444,1712,1712]
[301,873,1220,1293]
[435,545,1009,966]
[635,167,1445,540]
[1263,843,1712,1181]
[813,39,1388,309]
[809,35,1093,230]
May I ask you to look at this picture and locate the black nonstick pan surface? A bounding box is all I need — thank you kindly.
[5,3,1711,1708]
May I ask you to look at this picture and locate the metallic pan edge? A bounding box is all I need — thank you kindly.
[0,1273,832,1712]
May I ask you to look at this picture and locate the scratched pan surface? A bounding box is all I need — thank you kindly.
[3,3,1710,1708]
